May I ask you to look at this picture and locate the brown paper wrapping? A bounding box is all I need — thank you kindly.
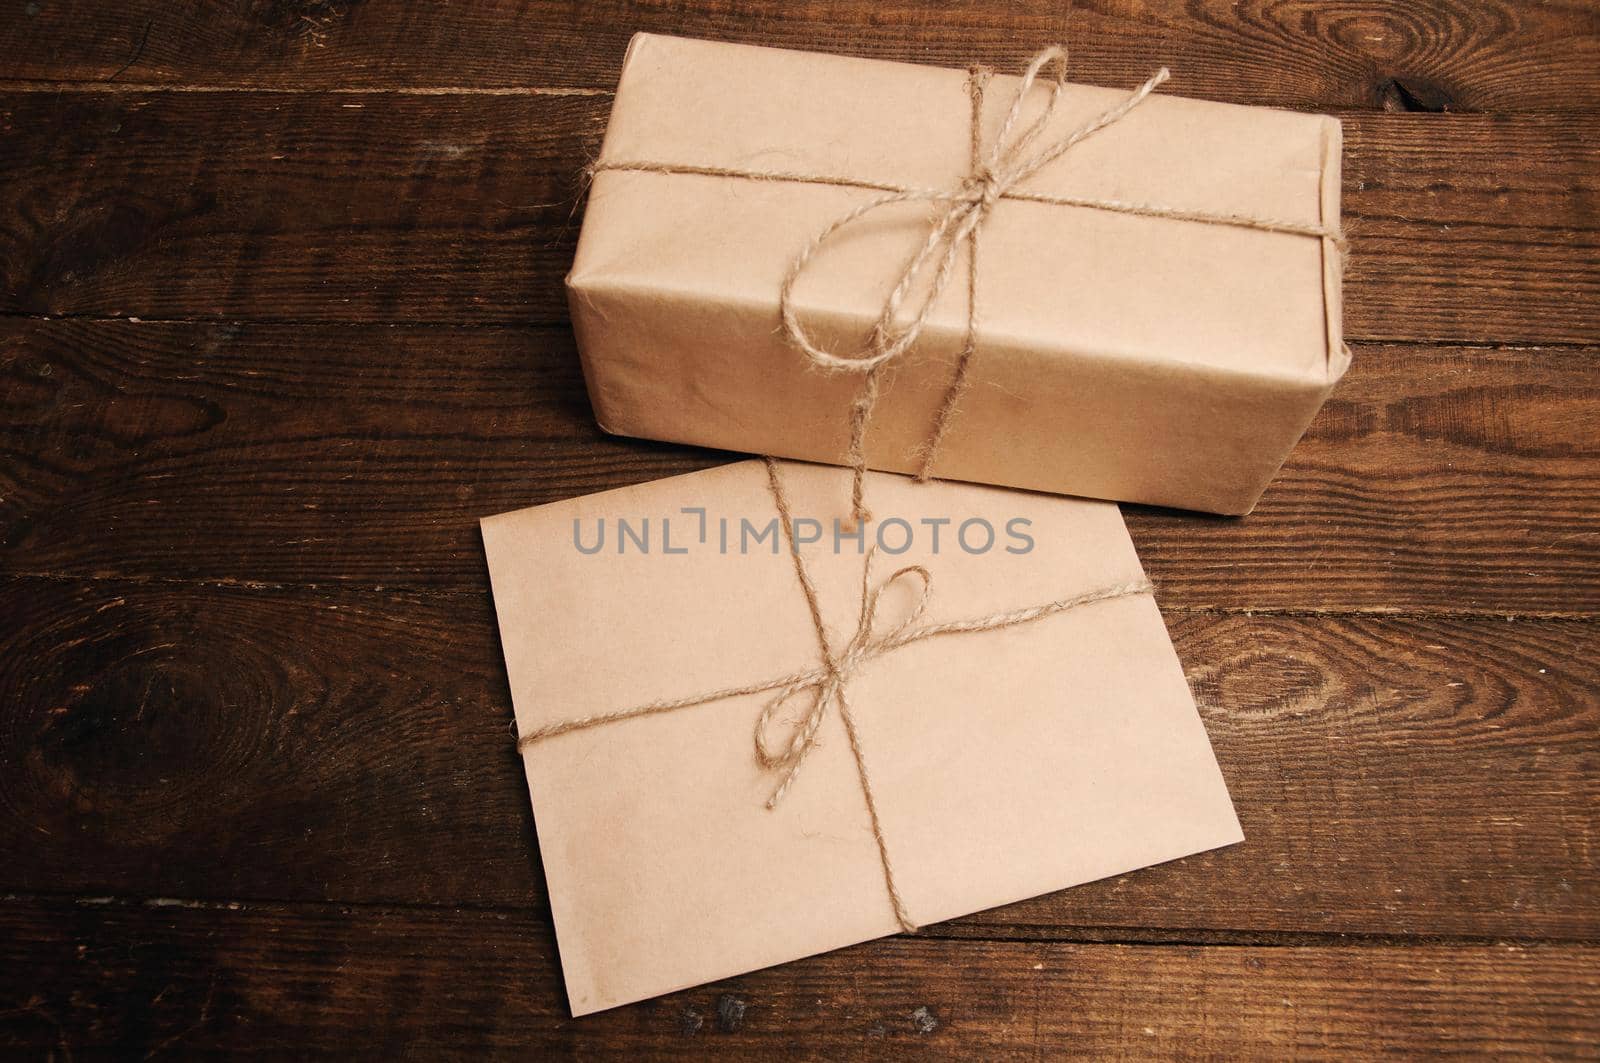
[567,33,1347,515]
[483,461,1242,1014]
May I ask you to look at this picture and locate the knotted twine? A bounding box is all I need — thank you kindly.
[518,458,1153,932]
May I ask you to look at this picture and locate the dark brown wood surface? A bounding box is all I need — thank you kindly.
[3,897,1596,1059]
[2,1,1597,1057]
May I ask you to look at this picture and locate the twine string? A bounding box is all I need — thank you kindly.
[590,47,1347,524]
[542,45,1325,929]
[517,458,1154,933]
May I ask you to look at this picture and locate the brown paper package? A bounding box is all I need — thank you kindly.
[483,460,1243,1015]
[567,33,1347,516]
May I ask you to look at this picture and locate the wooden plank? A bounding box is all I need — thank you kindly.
[4,320,1595,614]
[0,896,1594,1057]
[1,575,1594,939]
[0,91,596,327]
[3,0,1599,113]
[1,92,1597,344]
[1345,115,1600,348]
[1140,341,1600,616]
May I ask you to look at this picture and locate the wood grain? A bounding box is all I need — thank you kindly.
[1,896,1594,1058]
[2,574,1594,939]
[4,320,1596,614]
[1,93,1597,344]
[3,0,1599,114]
[2,5,1597,1051]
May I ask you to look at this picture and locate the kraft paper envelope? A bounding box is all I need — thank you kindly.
[482,460,1242,1015]
[569,34,1347,516]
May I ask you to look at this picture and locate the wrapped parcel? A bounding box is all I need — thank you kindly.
[483,461,1243,1013]
[568,33,1347,515]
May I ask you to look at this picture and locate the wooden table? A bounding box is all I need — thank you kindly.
[2,2,1597,1057]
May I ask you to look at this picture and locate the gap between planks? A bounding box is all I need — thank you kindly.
[5,79,1600,120]
[5,890,1596,949]
[4,311,1600,354]
[0,80,615,96]
[5,572,1596,624]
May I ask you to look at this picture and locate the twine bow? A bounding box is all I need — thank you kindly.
[518,459,1153,932]
[754,550,934,811]
[591,47,1347,525]
[778,49,1170,525]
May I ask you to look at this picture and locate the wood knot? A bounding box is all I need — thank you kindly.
[715,994,746,1032]
[244,0,363,42]
[1380,78,1457,114]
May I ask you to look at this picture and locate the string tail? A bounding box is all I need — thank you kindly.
[833,683,920,933]
[845,367,883,525]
